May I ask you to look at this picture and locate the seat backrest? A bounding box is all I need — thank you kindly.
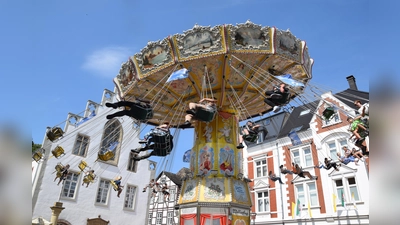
[52,146,65,158]
[129,104,154,121]
[98,151,115,161]
[195,107,216,122]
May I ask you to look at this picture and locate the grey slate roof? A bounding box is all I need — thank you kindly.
[277,89,369,139]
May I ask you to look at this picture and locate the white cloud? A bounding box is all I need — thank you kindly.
[82,46,132,78]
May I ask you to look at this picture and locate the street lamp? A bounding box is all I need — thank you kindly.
[250,212,257,225]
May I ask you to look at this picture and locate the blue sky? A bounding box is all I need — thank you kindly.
[1,0,397,173]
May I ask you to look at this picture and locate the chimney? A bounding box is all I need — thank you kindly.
[346,75,358,90]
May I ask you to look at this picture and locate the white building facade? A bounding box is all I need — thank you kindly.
[32,89,155,225]
[246,90,369,224]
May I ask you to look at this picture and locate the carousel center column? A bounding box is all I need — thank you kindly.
[177,110,252,225]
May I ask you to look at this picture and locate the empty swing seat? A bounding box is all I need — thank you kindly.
[52,146,65,159]
[194,107,216,122]
[78,160,88,173]
[322,107,336,120]
[32,148,45,162]
[129,104,153,121]
[98,150,115,161]
[46,127,64,142]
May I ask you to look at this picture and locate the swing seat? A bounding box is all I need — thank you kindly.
[51,146,65,159]
[110,180,119,191]
[32,148,45,162]
[46,127,64,142]
[78,160,88,172]
[83,173,96,184]
[243,133,259,142]
[322,107,336,121]
[98,150,115,161]
[153,133,173,156]
[194,107,216,122]
[129,103,154,121]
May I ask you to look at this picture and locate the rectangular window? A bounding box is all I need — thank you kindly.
[124,185,137,209]
[327,139,347,160]
[257,191,270,212]
[61,172,79,199]
[334,177,360,205]
[72,134,89,156]
[96,179,110,205]
[296,182,319,208]
[169,187,176,201]
[127,152,138,172]
[156,212,163,225]
[292,150,301,165]
[292,146,313,167]
[167,211,174,225]
[255,159,267,177]
[322,107,340,126]
[148,213,152,225]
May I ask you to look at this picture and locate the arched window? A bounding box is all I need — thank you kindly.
[99,119,123,165]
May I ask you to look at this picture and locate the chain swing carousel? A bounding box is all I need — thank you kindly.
[112,21,313,225]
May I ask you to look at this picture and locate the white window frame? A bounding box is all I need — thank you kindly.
[322,105,341,127]
[169,186,176,202]
[295,181,319,210]
[291,144,313,168]
[326,138,348,161]
[254,158,267,178]
[167,211,174,225]
[99,119,122,166]
[60,171,80,200]
[127,152,138,172]
[124,185,137,210]
[72,134,90,157]
[256,190,270,213]
[156,212,163,225]
[148,213,152,225]
[95,179,110,206]
[333,176,361,206]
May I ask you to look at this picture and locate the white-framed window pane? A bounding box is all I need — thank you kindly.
[296,184,305,207]
[328,142,337,160]
[349,186,359,201]
[127,152,138,172]
[304,148,312,166]
[169,187,176,201]
[156,212,163,224]
[124,185,137,209]
[167,212,174,225]
[257,191,269,212]
[72,134,89,156]
[62,172,79,198]
[348,177,360,201]
[99,120,121,163]
[148,213,152,225]
[292,150,300,165]
[96,179,110,204]
[255,159,267,177]
[308,183,318,206]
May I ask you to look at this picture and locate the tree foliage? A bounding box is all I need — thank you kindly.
[32,141,41,153]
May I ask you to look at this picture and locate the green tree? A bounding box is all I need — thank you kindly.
[32,141,41,153]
